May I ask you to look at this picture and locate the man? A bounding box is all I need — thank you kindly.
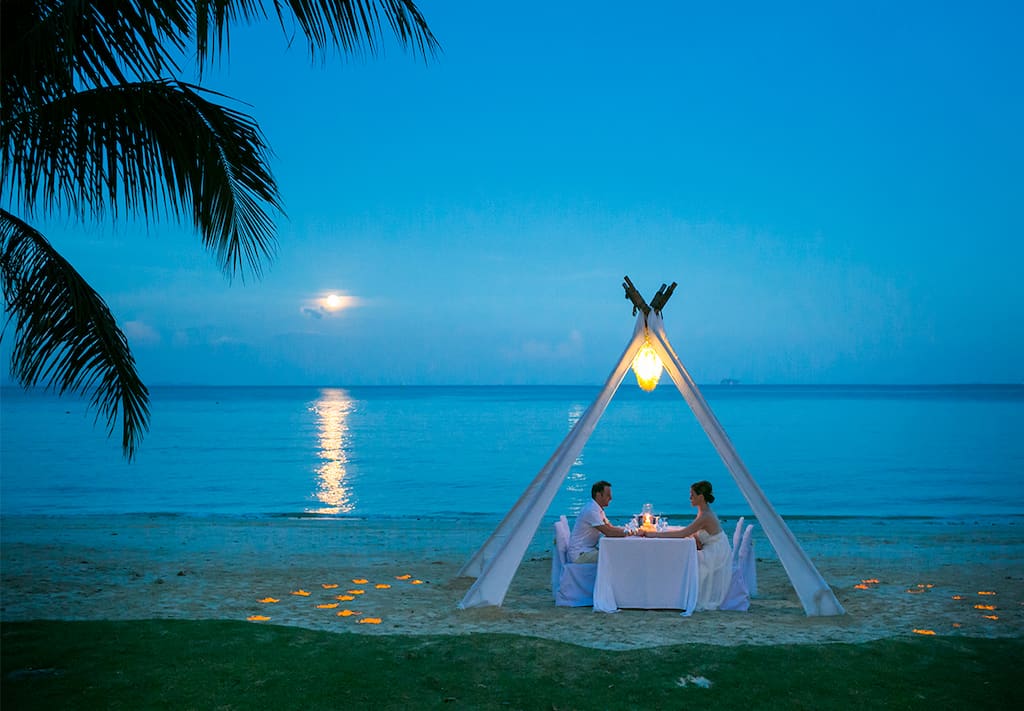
[567,480,628,563]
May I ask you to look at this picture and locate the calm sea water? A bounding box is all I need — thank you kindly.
[2,385,1022,520]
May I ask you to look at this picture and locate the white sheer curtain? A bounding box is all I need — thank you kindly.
[647,311,844,616]
[458,317,647,608]
[459,310,844,616]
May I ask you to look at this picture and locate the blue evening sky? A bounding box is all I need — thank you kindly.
[5,0,1022,385]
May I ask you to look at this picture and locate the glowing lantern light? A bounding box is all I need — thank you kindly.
[347,589,365,595]
[396,574,412,580]
[291,589,311,596]
[375,584,391,589]
[258,597,279,603]
[322,583,339,589]
[352,578,369,584]
[411,580,424,585]
[854,584,869,590]
[952,595,964,600]
[861,579,879,584]
[974,604,996,611]
[336,594,355,601]
[317,603,339,609]
[982,615,999,620]
[912,629,936,636]
[631,340,663,392]
[247,615,271,622]
[336,609,359,617]
[357,618,382,624]
[978,591,996,595]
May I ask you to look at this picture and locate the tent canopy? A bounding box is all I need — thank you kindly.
[458,279,844,617]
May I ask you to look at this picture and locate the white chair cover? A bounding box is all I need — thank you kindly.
[720,524,757,611]
[551,515,597,607]
[731,516,745,565]
[740,524,757,597]
[551,516,570,597]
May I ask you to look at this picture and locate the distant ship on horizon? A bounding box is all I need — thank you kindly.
[720,378,741,385]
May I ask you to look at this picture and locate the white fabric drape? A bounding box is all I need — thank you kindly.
[457,316,648,608]
[458,309,844,617]
[646,311,844,616]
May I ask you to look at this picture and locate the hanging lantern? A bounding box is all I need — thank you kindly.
[631,340,663,392]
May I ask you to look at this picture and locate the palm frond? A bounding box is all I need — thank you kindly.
[1,0,190,120]
[191,0,441,68]
[2,80,283,280]
[0,209,150,460]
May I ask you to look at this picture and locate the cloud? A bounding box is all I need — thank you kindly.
[505,329,584,362]
[301,292,361,319]
[123,320,161,345]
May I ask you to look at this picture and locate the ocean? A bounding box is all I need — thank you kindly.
[2,385,1022,522]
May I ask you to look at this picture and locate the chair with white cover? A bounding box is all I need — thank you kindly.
[719,523,755,611]
[739,523,757,597]
[731,516,746,564]
[551,515,598,607]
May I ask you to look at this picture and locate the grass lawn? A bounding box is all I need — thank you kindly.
[2,620,1020,709]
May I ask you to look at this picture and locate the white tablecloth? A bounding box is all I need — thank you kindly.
[593,537,700,615]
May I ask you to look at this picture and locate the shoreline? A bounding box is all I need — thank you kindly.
[2,514,1022,650]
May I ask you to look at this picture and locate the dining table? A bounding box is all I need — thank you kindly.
[592,535,700,615]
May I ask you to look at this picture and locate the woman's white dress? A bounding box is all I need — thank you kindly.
[695,530,732,611]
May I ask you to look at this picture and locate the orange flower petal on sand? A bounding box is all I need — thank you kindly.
[336,609,360,617]
[291,590,311,596]
[358,618,382,624]
[347,589,365,595]
[317,603,339,609]
[395,574,412,580]
[352,578,369,584]
[247,615,271,622]
[258,597,279,603]
[912,629,936,635]
[375,584,391,589]
[322,583,339,589]
[336,594,355,601]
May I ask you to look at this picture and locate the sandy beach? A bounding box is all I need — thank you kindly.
[2,514,1021,649]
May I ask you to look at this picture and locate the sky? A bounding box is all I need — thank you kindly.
[4,0,1022,386]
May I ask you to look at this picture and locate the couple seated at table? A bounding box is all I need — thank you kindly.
[568,479,732,611]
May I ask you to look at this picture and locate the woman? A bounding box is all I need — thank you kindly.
[643,480,732,611]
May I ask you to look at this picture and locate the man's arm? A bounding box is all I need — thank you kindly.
[595,522,626,538]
